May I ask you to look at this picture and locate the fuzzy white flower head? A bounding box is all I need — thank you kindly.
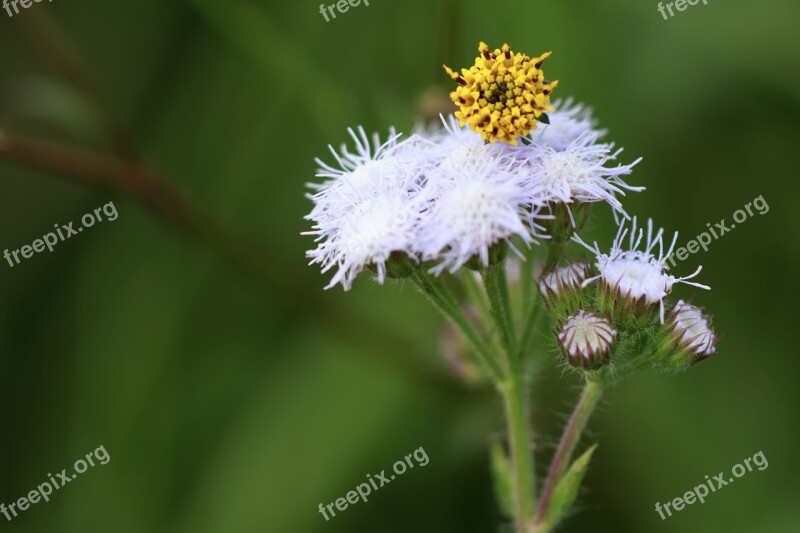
[422,116,554,235]
[573,217,711,323]
[308,127,410,220]
[415,141,536,274]
[670,300,717,356]
[515,138,644,222]
[305,127,425,290]
[528,98,607,150]
[407,114,511,175]
[557,310,617,367]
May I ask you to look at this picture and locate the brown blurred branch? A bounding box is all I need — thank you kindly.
[1,8,467,398]
[15,10,140,161]
[0,132,464,396]
[0,133,271,283]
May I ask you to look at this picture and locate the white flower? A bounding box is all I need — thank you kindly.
[498,98,644,222]
[304,127,425,290]
[307,127,404,220]
[573,217,711,323]
[557,310,617,367]
[415,146,535,274]
[512,138,643,222]
[415,170,531,274]
[528,97,606,150]
[670,300,717,356]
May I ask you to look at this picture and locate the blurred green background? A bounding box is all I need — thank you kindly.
[1,0,798,531]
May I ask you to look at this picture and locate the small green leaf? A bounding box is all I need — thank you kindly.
[543,444,598,528]
[489,438,515,519]
[538,112,551,124]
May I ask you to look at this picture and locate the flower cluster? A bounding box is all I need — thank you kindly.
[305,99,642,289]
[303,42,720,532]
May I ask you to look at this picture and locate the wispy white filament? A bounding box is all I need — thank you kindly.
[573,217,711,322]
[528,97,607,150]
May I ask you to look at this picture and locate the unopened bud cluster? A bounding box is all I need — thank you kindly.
[541,218,718,374]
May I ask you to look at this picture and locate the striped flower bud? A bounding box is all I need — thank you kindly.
[539,262,592,317]
[654,300,718,370]
[557,310,617,368]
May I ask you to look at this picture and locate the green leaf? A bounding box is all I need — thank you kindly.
[543,444,598,529]
[489,438,515,520]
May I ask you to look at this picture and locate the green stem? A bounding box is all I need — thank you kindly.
[413,270,505,381]
[482,261,536,531]
[500,372,536,532]
[534,380,604,529]
[483,264,516,357]
[462,270,493,329]
[520,251,534,317]
[516,289,544,361]
[544,236,566,272]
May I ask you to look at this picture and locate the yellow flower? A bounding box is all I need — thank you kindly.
[444,42,558,145]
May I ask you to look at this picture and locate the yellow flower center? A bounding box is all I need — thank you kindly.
[444,42,558,145]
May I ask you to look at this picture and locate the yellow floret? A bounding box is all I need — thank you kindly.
[444,42,558,145]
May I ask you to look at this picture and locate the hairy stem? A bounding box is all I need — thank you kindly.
[544,236,566,272]
[516,290,544,362]
[520,249,535,316]
[483,264,516,357]
[462,270,493,330]
[534,380,604,528]
[500,372,536,532]
[482,260,537,531]
[413,270,505,381]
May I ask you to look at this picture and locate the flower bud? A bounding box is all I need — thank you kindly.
[557,310,617,369]
[654,300,718,370]
[539,262,592,317]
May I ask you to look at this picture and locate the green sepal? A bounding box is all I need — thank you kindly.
[381,252,416,279]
